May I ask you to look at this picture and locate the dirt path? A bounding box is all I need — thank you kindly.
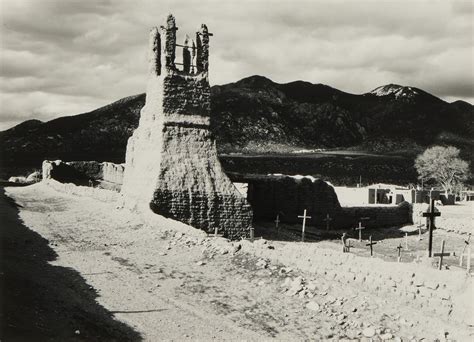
[1,183,472,341]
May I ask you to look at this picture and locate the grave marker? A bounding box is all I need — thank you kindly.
[275,214,280,236]
[365,235,377,256]
[249,227,255,242]
[422,199,441,257]
[417,224,424,241]
[397,244,403,262]
[342,233,353,253]
[298,209,311,242]
[323,213,333,230]
[433,240,455,270]
[405,232,409,250]
[355,222,365,242]
[459,234,471,269]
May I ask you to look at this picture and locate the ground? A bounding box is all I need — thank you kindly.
[1,183,473,341]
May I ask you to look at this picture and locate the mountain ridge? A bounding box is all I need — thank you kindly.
[1,75,472,183]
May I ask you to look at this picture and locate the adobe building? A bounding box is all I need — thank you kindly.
[120,15,252,239]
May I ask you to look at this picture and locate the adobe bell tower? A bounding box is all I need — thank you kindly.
[121,14,252,239]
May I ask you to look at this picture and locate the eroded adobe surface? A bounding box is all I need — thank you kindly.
[121,15,252,239]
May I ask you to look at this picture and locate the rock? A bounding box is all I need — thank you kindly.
[306,281,317,291]
[75,330,80,335]
[306,301,320,311]
[26,171,41,182]
[196,261,205,266]
[380,333,393,340]
[362,327,376,338]
[8,176,28,183]
[256,259,267,268]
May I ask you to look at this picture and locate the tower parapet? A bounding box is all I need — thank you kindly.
[121,14,252,239]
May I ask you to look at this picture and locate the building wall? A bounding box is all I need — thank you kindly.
[120,15,252,239]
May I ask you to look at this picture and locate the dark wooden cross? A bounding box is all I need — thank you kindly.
[323,213,333,230]
[422,199,441,257]
[433,240,455,270]
[355,222,365,242]
[298,209,311,242]
[397,243,403,262]
[365,235,377,256]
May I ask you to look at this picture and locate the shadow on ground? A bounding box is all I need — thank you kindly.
[253,220,415,243]
[0,187,142,341]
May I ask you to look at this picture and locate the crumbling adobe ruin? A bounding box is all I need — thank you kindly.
[120,15,252,239]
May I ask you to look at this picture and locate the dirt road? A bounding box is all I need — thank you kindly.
[1,183,472,341]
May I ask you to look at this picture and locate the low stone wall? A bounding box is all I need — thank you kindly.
[246,175,341,226]
[42,160,125,186]
[339,202,412,228]
[245,174,411,228]
[239,239,472,328]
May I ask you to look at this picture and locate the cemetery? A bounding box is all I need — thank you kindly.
[2,12,472,342]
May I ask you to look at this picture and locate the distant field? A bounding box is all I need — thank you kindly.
[220,151,417,186]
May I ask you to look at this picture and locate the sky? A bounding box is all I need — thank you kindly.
[0,0,473,131]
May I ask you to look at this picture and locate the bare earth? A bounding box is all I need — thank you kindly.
[1,183,473,341]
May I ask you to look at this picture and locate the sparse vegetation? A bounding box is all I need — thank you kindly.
[415,145,470,194]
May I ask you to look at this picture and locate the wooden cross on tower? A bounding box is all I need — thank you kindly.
[323,213,333,230]
[355,222,365,242]
[365,235,377,256]
[298,209,311,242]
[422,199,441,257]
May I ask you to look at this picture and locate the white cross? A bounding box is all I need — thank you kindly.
[298,209,311,242]
[275,214,280,228]
[355,222,365,242]
[275,214,281,236]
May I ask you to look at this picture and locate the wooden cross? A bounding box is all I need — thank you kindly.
[365,235,377,256]
[298,209,311,242]
[323,213,333,230]
[397,244,403,262]
[459,234,471,268]
[417,224,424,241]
[422,199,441,257]
[433,240,455,270]
[342,233,353,253]
[355,222,365,242]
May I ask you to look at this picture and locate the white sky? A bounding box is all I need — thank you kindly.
[0,0,473,130]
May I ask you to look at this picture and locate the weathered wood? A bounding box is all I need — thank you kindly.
[323,213,332,230]
[397,244,403,262]
[423,199,440,257]
[298,209,311,242]
[365,235,377,256]
[434,240,455,270]
[355,222,365,242]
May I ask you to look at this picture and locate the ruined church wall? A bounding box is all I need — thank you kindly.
[247,175,411,228]
[247,176,341,226]
[42,160,125,186]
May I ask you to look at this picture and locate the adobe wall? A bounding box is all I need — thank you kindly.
[120,15,252,239]
[245,174,412,229]
[42,160,124,186]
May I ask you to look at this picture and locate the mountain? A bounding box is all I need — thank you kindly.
[1,75,473,182]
